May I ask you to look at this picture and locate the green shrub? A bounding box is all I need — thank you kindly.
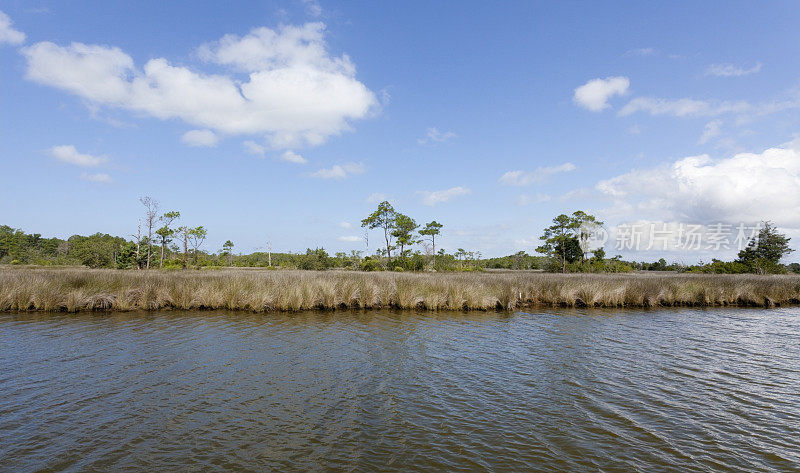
[360,258,378,271]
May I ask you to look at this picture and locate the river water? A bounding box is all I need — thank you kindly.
[1,308,799,472]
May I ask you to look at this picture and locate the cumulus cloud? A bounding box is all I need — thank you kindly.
[499,162,576,186]
[309,162,364,179]
[181,129,218,147]
[573,76,629,111]
[596,140,800,229]
[280,150,307,164]
[80,172,112,183]
[705,62,762,77]
[21,22,376,148]
[417,186,471,206]
[0,10,25,45]
[337,235,362,242]
[417,127,457,145]
[619,97,750,117]
[49,145,107,167]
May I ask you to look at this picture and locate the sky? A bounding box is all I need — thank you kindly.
[1,0,799,262]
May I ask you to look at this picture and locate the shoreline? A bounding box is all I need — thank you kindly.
[2,267,798,313]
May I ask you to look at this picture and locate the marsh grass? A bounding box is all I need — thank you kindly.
[1,267,798,313]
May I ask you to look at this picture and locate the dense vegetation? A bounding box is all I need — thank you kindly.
[3,268,798,312]
[1,199,796,274]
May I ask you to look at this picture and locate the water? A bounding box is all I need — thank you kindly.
[1,308,799,472]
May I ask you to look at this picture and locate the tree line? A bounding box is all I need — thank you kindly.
[535,211,797,274]
[1,201,796,274]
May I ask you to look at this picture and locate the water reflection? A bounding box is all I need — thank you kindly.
[1,308,799,472]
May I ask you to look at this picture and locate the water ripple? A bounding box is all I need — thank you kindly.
[1,308,799,472]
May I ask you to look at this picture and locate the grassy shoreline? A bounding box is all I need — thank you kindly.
[2,267,799,312]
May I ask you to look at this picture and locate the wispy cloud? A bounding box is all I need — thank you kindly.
[300,0,322,17]
[619,97,750,117]
[499,163,576,186]
[243,140,266,156]
[516,193,551,206]
[280,150,307,164]
[366,192,387,203]
[698,120,722,144]
[0,10,25,45]
[244,141,307,164]
[417,186,471,206]
[49,145,108,167]
[625,47,656,57]
[417,127,457,145]
[337,235,362,242]
[705,62,762,77]
[181,129,218,147]
[309,162,364,179]
[80,172,113,183]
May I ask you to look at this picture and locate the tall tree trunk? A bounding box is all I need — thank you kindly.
[432,237,436,270]
[384,226,391,260]
[183,233,188,269]
[160,241,165,268]
[134,220,141,270]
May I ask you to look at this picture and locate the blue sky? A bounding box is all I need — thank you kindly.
[1,1,799,262]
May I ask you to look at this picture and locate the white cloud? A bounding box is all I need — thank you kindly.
[417,186,471,206]
[619,97,750,117]
[573,76,629,111]
[0,11,25,45]
[366,192,387,203]
[244,142,307,163]
[49,145,107,167]
[339,222,352,229]
[417,127,457,145]
[181,129,218,147]
[625,47,656,57]
[309,162,364,179]
[698,120,722,145]
[499,162,576,186]
[337,235,362,242]
[280,150,307,164]
[243,140,266,156]
[596,140,800,229]
[705,62,762,77]
[80,172,112,183]
[300,0,323,17]
[22,23,376,149]
[516,193,551,206]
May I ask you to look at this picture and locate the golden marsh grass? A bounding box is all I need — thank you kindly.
[1,267,798,312]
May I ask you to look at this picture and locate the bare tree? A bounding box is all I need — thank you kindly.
[177,226,190,268]
[131,219,142,269]
[139,196,159,269]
